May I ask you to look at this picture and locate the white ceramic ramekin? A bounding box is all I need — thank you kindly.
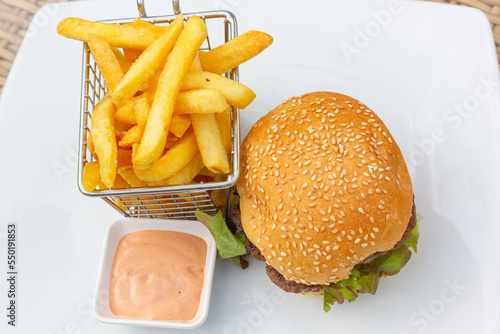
[93,218,217,329]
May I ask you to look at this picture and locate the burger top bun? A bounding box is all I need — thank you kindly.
[236,92,413,285]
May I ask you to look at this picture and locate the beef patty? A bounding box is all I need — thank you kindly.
[244,199,417,294]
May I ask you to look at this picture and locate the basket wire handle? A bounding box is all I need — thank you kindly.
[137,0,147,17]
[172,0,181,14]
[137,0,181,17]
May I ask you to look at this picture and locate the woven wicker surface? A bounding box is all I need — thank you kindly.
[0,0,69,95]
[1,0,500,96]
[427,0,500,56]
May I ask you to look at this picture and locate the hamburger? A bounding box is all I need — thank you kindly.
[236,91,418,310]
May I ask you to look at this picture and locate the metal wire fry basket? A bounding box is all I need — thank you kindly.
[77,0,240,219]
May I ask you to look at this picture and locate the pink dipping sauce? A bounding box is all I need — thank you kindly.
[109,230,207,321]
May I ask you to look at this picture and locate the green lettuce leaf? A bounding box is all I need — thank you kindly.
[356,256,385,295]
[323,285,336,312]
[404,213,422,253]
[195,209,247,265]
[226,233,249,268]
[323,222,420,312]
[323,269,364,311]
[234,231,246,244]
[226,255,249,269]
[380,245,412,276]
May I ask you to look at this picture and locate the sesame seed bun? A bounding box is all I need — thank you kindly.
[236,91,413,286]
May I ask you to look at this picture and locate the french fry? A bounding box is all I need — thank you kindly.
[118,95,151,147]
[115,121,134,132]
[91,96,117,188]
[142,49,199,90]
[122,47,142,63]
[87,132,95,157]
[198,167,217,178]
[111,47,126,60]
[181,71,256,109]
[167,133,179,142]
[87,34,124,91]
[114,101,136,124]
[215,105,231,154]
[117,149,133,167]
[118,59,133,74]
[114,121,134,142]
[57,17,165,49]
[140,57,166,91]
[147,154,204,186]
[119,125,143,147]
[164,136,178,150]
[112,174,129,189]
[112,196,128,211]
[135,127,199,182]
[131,134,178,160]
[229,190,238,207]
[134,95,150,128]
[211,177,229,208]
[82,161,101,192]
[114,90,155,124]
[134,196,171,214]
[118,166,146,188]
[189,50,203,71]
[169,114,191,138]
[174,89,228,115]
[115,131,127,143]
[199,30,273,74]
[133,16,207,170]
[132,18,155,28]
[211,191,228,208]
[193,174,213,183]
[190,113,230,174]
[117,89,223,124]
[111,15,184,106]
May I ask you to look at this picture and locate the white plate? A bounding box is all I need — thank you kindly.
[1,0,500,333]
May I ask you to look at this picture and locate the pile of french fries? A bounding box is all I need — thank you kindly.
[57,14,273,196]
